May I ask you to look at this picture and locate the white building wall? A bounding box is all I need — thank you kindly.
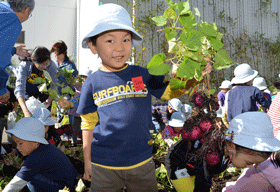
[13,0,77,66]
[77,0,101,74]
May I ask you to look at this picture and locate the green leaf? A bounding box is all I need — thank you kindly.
[159,164,167,173]
[181,31,205,51]
[207,36,224,51]
[75,179,86,192]
[48,88,58,100]
[152,15,167,26]
[217,32,224,40]
[147,53,166,68]
[269,85,278,95]
[183,48,205,62]
[43,70,53,82]
[62,86,75,95]
[168,39,180,54]
[178,12,197,28]
[165,27,177,41]
[38,83,48,92]
[148,64,170,76]
[177,58,201,79]
[194,7,201,17]
[214,49,234,70]
[147,53,169,75]
[209,89,216,95]
[170,78,187,90]
[198,22,218,37]
[166,0,175,6]
[164,6,177,20]
[172,2,191,15]
[33,77,46,84]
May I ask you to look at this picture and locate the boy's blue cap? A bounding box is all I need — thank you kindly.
[33,107,55,126]
[6,117,49,145]
[82,3,142,48]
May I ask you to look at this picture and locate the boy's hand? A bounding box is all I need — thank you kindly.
[83,163,92,181]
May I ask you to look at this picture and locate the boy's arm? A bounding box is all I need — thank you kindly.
[3,176,28,192]
[82,129,93,182]
[81,112,99,181]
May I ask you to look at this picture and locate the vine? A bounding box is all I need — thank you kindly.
[147,0,234,91]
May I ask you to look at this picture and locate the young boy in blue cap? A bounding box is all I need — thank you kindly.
[3,117,78,191]
[77,3,210,191]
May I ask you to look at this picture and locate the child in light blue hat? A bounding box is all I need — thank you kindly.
[76,2,207,191]
[33,107,65,151]
[4,117,78,192]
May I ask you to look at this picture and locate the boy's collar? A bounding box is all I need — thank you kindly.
[99,63,129,72]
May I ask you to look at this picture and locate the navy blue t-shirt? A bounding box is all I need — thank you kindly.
[77,65,168,167]
[16,144,78,189]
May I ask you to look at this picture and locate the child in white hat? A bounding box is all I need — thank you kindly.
[33,107,66,151]
[166,112,280,192]
[3,117,78,192]
[162,112,187,147]
[217,80,231,107]
[253,76,272,112]
[152,98,184,133]
[227,64,270,121]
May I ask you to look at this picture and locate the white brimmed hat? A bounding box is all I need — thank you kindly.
[231,64,258,84]
[79,67,93,77]
[82,3,142,48]
[226,112,280,152]
[33,108,55,126]
[253,77,267,91]
[168,98,183,112]
[168,112,186,127]
[219,80,231,89]
[6,117,49,145]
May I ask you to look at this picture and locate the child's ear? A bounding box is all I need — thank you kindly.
[22,7,31,15]
[88,41,98,54]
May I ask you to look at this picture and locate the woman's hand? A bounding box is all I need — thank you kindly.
[15,45,30,57]
[58,98,73,110]
[23,110,32,117]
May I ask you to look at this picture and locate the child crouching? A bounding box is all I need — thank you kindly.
[3,117,78,192]
[162,112,186,147]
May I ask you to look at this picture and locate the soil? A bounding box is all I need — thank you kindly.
[1,144,238,192]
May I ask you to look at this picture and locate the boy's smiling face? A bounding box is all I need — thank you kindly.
[12,135,40,156]
[88,29,132,72]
